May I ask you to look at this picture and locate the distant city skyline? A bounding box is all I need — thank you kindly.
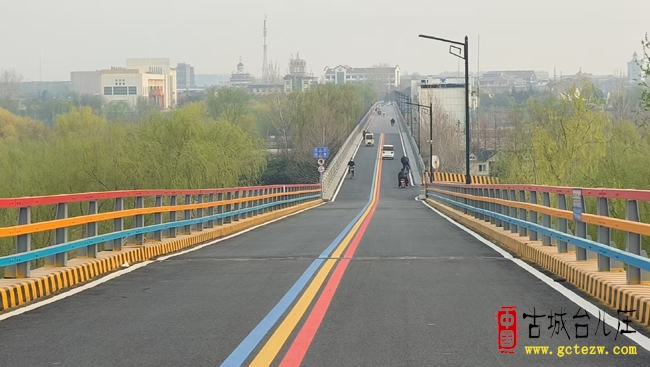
[1,0,647,81]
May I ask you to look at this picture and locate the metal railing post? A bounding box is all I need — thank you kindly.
[84,200,98,257]
[45,203,68,266]
[207,193,215,228]
[153,195,163,240]
[518,190,527,237]
[541,192,551,245]
[626,199,642,284]
[196,194,204,231]
[5,206,31,278]
[169,195,177,238]
[557,194,569,253]
[217,192,224,226]
[183,194,192,234]
[134,196,144,245]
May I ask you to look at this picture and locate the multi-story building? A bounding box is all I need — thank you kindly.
[628,52,643,82]
[71,71,101,96]
[478,70,537,92]
[124,58,177,108]
[411,76,477,128]
[247,84,285,95]
[322,65,400,89]
[229,60,254,88]
[176,63,195,90]
[283,53,317,93]
[99,67,170,109]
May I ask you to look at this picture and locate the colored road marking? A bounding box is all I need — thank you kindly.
[278,141,383,367]
[219,135,384,367]
[247,134,384,367]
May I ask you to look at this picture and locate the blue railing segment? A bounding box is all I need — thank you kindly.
[0,194,321,268]
[426,191,650,273]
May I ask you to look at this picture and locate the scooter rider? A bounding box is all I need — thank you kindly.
[401,155,411,172]
[398,169,409,187]
[348,158,356,176]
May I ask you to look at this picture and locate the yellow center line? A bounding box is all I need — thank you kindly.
[248,134,385,367]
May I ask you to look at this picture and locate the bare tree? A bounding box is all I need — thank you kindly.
[0,69,24,100]
[417,94,466,173]
[609,70,639,121]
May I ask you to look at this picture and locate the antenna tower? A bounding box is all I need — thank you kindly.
[262,15,268,83]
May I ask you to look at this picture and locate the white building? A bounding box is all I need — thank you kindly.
[125,58,177,108]
[71,71,101,96]
[411,76,477,128]
[282,53,317,93]
[100,68,170,108]
[628,52,643,83]
[323,65,400,88]
[71,58,177,109]
[229,60,254,88]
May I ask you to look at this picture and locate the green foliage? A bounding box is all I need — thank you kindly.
[259,84,377,183]
[0,104,266,263]
[206,87,254,133]
[494,73,650,252]
[0,83,376,269]
[496,80,609,187]
[641,33,650,113]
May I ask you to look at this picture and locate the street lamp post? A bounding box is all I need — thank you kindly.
[404,101,433,176]
[419,34,471,185]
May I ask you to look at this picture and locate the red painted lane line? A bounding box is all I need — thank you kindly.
[278,164,382,367]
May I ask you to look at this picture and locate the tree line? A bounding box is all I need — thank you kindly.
[0,83,377,263]
[493,34,650,251]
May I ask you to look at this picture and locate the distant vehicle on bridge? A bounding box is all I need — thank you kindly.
[365,132,375,146]
[382,144,394,159]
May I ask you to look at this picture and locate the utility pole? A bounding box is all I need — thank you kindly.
[419,33,471,184]
[262,15,268,83]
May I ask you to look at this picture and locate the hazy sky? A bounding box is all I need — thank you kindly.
[2,0,649,81]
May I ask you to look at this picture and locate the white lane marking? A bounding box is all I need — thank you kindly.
[394,107,414,185]
[331,123,367,202]
[0,202,325,322]
[421,200,650,352]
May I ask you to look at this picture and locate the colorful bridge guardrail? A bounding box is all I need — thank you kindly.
[0,184,321,279]
[432,172,499,184]
[425,181,650,325]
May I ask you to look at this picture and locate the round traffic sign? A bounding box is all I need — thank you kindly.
[431,155,440,170]
[317,158,325,166]
[318,165,325,173]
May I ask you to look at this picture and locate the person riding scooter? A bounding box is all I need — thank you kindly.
[401,155,411,173]
[348,158,356,178]
[398,169,409,188]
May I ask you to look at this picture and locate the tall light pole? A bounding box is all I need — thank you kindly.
[419,34,471,184]
[404,101,432,175]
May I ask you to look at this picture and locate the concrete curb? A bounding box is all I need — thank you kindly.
[426,198,650,327]
[0,199,323,312]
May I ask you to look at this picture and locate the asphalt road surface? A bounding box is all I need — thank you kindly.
[0,106,649,367]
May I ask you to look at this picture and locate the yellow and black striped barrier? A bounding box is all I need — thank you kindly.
[432,172,499,184]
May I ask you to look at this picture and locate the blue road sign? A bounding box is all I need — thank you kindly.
[312,147,329,159]
[572,188,582,222]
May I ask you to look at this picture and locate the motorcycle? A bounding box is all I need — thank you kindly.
[348,166,355,178]
[399,178,407,188]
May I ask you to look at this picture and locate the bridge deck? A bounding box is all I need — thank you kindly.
[1,110,649,366]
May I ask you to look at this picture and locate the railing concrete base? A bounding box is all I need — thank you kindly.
[0,199,323,312]
[426,197,650,328]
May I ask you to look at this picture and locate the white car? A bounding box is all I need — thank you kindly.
[382,145,394,159]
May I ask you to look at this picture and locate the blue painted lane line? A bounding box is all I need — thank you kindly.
[220,145,381,367]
